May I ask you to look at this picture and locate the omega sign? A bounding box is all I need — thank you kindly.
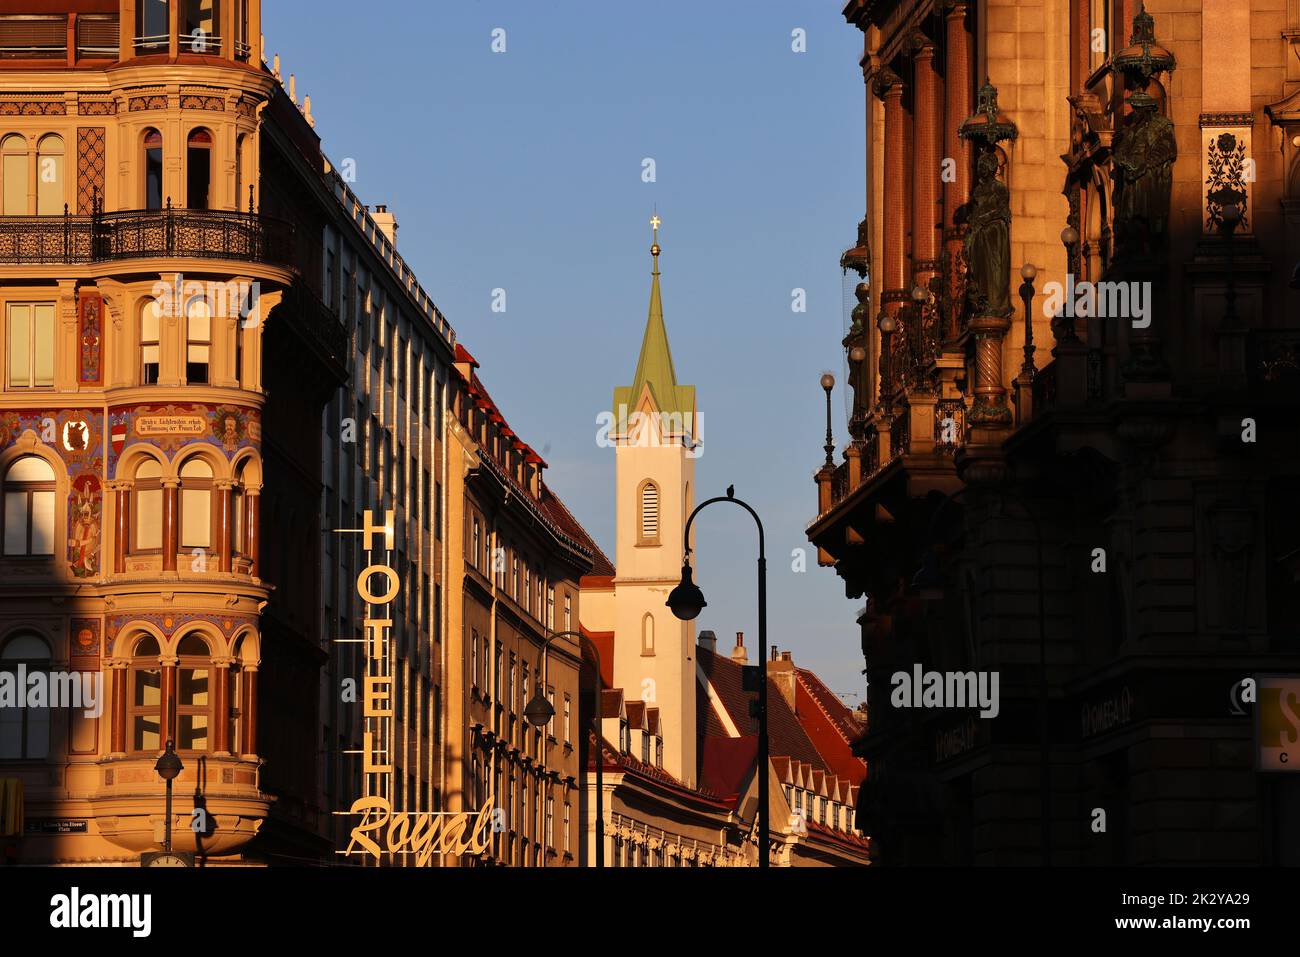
[337,510,493,865]
[1080,686,1134,739]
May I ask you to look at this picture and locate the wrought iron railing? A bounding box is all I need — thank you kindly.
[0,206,294,269]
[831,461,849,504]
[934,398,966,455]
[889,407,910,461]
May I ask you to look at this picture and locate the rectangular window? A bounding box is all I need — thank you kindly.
[7,303,55,389]
[547,586,555,630]
[563,695,571,744]
[563,595,571,634]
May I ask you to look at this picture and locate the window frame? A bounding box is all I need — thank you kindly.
[6,301,56,391]
[2,455,56,558]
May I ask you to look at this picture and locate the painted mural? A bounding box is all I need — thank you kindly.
[107,402,261,474]
[0,408,103,579]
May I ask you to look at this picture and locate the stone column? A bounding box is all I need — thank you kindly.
[109,660,128,756]
[246,488,261,577]
[109,480,130,573]
[161,478,179,572]
[943,0,973,342]
[213,656,231,755]
[911,32,944,289]
[878,68,908,309]
[215,479,233,572]
[241,666,258,756]
[161,656,178,745]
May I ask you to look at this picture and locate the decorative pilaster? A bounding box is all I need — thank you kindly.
[108,660,128,756]
[161,478,179,572]
[160,656,178,745]
[215,479,234,572]
[107,480,130,574]
[213,657,232,755]
[246,488,261,577]
[240,666,258,756]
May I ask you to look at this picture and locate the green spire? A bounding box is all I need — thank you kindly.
[612,216,695,434]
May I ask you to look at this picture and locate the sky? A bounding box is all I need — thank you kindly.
[264,1,868,705]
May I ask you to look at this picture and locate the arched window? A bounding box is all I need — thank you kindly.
[129,635,162,753]
[0,633,51,759]
[638,481,659,544]
[185,295,211,383]
[175,633,211,751]
[3,456,56,557]
[1,134,27,216]
[141,299,161,384]
[35,134,63,215]
[234,133,246,210]
[641,613,655,656]
[179,458,213,549]
[186,129,212,209]
[143,128,163,210]
[232,461,247,558]
[132,459,163,553]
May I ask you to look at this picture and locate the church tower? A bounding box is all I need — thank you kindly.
[609,217,699,787]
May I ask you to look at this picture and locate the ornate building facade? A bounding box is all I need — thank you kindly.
[0,0,343,863]
[810,0,1300,865]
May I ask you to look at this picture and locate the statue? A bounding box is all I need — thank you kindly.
[1111,91,1176,256]
[964,152,1012,318]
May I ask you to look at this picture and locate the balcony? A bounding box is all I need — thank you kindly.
[0,206,295,270]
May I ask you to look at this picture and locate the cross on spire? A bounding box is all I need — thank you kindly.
[650,211,662,274]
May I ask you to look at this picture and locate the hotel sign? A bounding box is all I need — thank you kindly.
[336,510,492,865]
[1257,674,1300,771]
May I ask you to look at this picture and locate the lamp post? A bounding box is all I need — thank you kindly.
[820,372,835,466]
[1018,264,1037,378]
[154,739,183,854]
[523,630,605,867]
[666,487,769,868]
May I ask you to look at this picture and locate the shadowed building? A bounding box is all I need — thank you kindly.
[809,0,1300,865]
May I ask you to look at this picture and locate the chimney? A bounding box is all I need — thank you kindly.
[768,648,797,710]
[730,631,748,663]
[372,205,398,245]
[697,630,716,653]
[771,645,779,662]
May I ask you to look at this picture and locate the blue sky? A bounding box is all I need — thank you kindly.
[265,1,867,703]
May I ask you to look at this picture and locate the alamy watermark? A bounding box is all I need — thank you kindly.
[151,275,262,328]
[890,664,1000,719]
[1041,273,1151,329]
[0,668,102,718]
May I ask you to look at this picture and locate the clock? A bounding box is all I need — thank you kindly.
[141,851,193,867]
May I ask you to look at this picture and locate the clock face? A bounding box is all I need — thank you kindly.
[143,851,192,867]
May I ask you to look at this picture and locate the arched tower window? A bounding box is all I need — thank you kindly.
[129,635,162,753]
[0,633,51,758]
[185,295,211,383]
[132,459,163,553]
[186,128,212,209]
[638,480,660,545]
[179,458,213,549]
[1,134,27,216]
[35,135,63,215]
[641,613,655,657]
[3,456,56,557]
[143,128,163,210]
[141,299,161,384]
[175,633,211,751]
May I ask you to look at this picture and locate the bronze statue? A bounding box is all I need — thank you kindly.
[964,152,1012,318]
[1111,91,1176,255]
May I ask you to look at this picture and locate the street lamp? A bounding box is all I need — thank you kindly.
[667,486,770,868]
[154,739,183,854]
[1019,263,1038,379]
[820,372,835,467]
[525,630,606,867]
